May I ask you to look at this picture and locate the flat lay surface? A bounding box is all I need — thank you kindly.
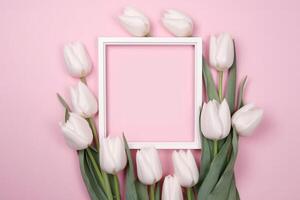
[1,0,300,199]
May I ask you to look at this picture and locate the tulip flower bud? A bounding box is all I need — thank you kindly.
[172,150,199,187]
[209,33,234,71]
[136,147,162,185]
[70,81,98,118]
[232,104,263,136]
[64,42,92,78]
[162,175,183,200]
[162,9,193,37]
[118,6,150,37]
[200,99,231,140]
[60,113,93,150]
[99,136,127,174]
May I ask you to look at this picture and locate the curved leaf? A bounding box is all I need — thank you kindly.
[79,150,108,200]
[237,76,247,109]
[206,130,238,200]
[136,182,149,200]
[155,181,161,200]
[197,135,231,200]
[203,58,219,101]
[225,42,237,114]
[123,135,139,200]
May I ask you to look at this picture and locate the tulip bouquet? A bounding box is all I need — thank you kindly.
[56,7,263,200]
[197,33,263,200]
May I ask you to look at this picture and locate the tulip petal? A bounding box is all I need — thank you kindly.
[233,105,263,136]
[123,6,147,18]
[162,18,192,37]
[201,101,223,140]
[162,175,183,200]
[64,45,84,77]
[100,138,117,174]
[164,9,192,22]
[145,147,162,182]
[172,151,194,187]
[77,82,98,117]
[218,99,231,138]
[119,16,150,37]
[63,42,91,77]
[216,33,234,70]
[60,113,93,150]
[136,149,156,185]
[209,35,218,68]
[186,150,199,184]
[110,137,127,172]
[72,42,92,72]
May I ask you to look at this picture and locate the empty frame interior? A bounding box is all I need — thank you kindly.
[105,45,195,142]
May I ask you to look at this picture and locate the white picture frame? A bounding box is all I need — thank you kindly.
[98,37,202,149]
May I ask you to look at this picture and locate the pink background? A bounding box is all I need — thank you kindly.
[106,45,195,142]
[1,0,300,199]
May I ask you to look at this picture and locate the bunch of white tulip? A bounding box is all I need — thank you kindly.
[201,33,263,143]
[59,41,128,200]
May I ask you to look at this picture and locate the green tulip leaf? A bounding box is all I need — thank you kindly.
[79,150,108,200]
[206,130,238,200]
[203,58,219,101]
[155,181,161,200]
[225,41,237,114]
[123,135,139,200]
[198,136,213,185]
[197,135,231,200]
[227,175,240,200]
[136,182,149,200]
[56,93,71,111]
[237,76,247,109]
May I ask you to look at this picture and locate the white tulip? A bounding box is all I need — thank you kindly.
[200,99,231,140]
[172,150,199,187]
[136,147,162,185]
[60,113,93,150]
[162,175,183,200]
[119,6,150,37]
[232,104,263,136]
[99,136,127,174]
[162,9,193,37]
[70,81,98,118]
[64,42,92,78]
[209,33,234,71]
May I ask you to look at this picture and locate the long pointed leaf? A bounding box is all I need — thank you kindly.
[136,182,149,200]
[225,42,237,114]
[123,135,139,200]
[57,93,71,111]
[197,135,231,200]
[206,130,238,200]
[79,150,108,200]
[155,181,161,200]
[237,76,247,109]
[203,58,219,101]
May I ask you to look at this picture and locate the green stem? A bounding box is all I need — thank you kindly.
[87,117,99,150]
[149,184,155,200]
[113,175,120,200]
[213,140,218,157]
[187,187,193,200]
[86,148,113,200]
[218,71,223,101]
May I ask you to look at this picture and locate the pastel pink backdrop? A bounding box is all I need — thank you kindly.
[1,0,300,199]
